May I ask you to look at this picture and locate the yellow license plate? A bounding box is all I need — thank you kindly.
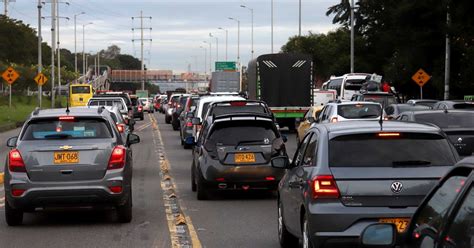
[234,153,256,163]
[379,218,410,233]
[54,151,79,164]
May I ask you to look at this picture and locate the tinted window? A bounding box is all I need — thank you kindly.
[416,112,474,129]
[397,105,430,113]
[329,133,456,167]
[414,175,468,234]
[337,104,381,119]
[445,186,474,247]
[302,134,317,166]
[208,121,277,146]
[88,100,125,110]
[23,118,112,140]
[71,86,91,94]
[344,79,366,91]
[294,133,312,166]
[201,102,211,118]
[453,103,474,109]
[210,105,267,117]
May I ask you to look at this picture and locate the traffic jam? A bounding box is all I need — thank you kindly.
[3,55,474,248]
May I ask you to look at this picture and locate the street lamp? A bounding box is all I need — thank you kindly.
[271,0,274,53]
[199,45,207,78]
[82,22,93,82]
[74,11,85,75]
[203,40,211,74]
[240,5,254,60]
[228,17,240,63]
[209,33,219,62]
[218,27,228,61]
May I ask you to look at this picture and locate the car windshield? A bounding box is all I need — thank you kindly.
[208,121,277,146]
[329,133,456,167]
[415,112,474,129]
[337,104,381,119]
[71,86,91,94]
[22,118,112,140]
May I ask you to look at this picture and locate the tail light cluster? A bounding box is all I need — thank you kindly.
[312,175,340,199]
[9,149,26,173]
[108,146,126,170]
[186,121,193,127]
[116,123,125,133]
[138,106,143,112]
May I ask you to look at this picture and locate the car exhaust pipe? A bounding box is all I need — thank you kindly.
[218,183,227,189]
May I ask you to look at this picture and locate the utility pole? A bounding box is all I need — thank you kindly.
[132,11,152,91]
[74,12,85,76]
[200,46,207,78]
[298,0,301,36]
[203,40,212,74]
[82,22,92,83]
[228,17,240,64]
[271,0,274,53]
[1,0,15,17]
[444,1,451,100]
[218,27,228,61]
[210,33,218,62]
[350,0,355,73]
[38,0,42,108]
[51,0,56,108]
[241,5,254,60]
[56,4,69,100]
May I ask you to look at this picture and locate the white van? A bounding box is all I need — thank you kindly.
[322,73,382,100]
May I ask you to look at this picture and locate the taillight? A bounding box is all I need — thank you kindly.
[117,123,125,133]
[109,186,123,194]
[9,149,26,172]
[12,189,26,197]
[196,125,202,132]
[186,121,193,127]
[331,117,338,123]
[138,106,143,112]
[265,176,276,181]
[108,146,126,170]
[177,104,181,108]
[312,175,340,199]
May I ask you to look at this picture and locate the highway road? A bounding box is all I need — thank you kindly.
[0,112,298,248]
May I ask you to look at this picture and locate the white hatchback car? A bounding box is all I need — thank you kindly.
[316,101,385,124]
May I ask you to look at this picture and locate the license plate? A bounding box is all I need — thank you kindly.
[54,151,79,164]
[379,218,410,233]
[234,153,256,163]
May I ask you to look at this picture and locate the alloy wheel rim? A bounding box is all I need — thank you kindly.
[303,219,309,248]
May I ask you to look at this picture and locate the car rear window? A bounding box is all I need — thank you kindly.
[22,118,113,140]
[453,103,474,109]
[88,100,125,111]
[210,105,267,117]
[344,79,366,90]
[416,112,474,129]
[337,104,381,119]
[364,95,397,106]
[208,121,277,146]
[329,133,456,167]
[71,86,91,94]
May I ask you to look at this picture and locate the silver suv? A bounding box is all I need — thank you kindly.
[4,107,140,226]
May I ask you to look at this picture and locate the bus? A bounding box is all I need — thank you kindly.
[322,73,382,100]
[69,84,93,107]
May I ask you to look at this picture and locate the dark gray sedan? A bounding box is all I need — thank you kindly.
[4,107,140,226]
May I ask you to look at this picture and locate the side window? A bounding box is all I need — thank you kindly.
[401,115,409,121]
[444,186,474,248]
[293,133,312,166]
[412,175,467,237]
[301,133,318,167]
[386,106,394,115]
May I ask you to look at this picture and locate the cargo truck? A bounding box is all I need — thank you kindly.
[247,53,313,130]
[210,71,240,92]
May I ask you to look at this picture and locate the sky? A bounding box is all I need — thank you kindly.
[5,0,340,72]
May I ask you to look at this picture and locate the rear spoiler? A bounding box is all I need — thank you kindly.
[213,112,274,122]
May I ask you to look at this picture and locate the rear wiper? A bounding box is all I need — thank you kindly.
[235,140,264,149]
[392,160,431,167]
[44,134,72,139]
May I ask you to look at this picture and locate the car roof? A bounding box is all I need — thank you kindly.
[456,157,474,168]
[327,101,381,106]
[315,120,441,135]
[29,107,110,119]
[406,109,474,115]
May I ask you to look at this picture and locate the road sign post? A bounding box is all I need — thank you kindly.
[2,67,20,108]
[34,72,48,108]
[411,68,431,100]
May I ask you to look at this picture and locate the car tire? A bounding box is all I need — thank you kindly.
[183,143,191,149]
[302,214,314,248]
[116,190,132,223]
[140,115,144,121]
[5,200,23,226]
[278,200,298,247]
[191,163,197,192]
[172,124,179,131]
[165,116,171,124]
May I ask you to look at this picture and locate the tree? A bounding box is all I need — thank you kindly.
[101,45,121,60]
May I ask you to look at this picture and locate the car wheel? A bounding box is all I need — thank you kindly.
[183,143,191,149]
[278,200,298,247]
[302,215,314,248]
[173,124,179,131]
[5,200,23,226]
[196,172,209,200]
[140,115,144,121]
[165,116,171,124]
[191,163,197,192]
[116,190,132,223]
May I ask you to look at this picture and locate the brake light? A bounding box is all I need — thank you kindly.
[230,101,247,106]
[216,177,225,182]
[313,175,340,199]
[59,116,75,121]
[177,104,181,108]
[12,189,26,197]
[378,132,400,137]
[108,146,126,170]
[109,186,123,194]
[9,149,26,172]
[186,121,193,127]
[331,117,338,123]
[265,176,276,181]
[138,106,143,112]
[117,123,125,133]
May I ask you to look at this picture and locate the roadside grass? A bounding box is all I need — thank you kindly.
[0,95,67,131]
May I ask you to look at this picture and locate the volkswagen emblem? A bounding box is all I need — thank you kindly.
[391,182,403,194]
[458,137,463,143]
[264,138,270,145]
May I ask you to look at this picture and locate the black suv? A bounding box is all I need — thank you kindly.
[191,112,287,200]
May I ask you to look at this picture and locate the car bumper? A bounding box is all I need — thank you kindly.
[307,202,416,247]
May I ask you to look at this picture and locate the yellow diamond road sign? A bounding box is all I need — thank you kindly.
[2,67,20,85]
[411,68,431,87]
[34,72,48,86]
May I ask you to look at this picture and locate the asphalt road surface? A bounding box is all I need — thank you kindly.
[0,112,298,248]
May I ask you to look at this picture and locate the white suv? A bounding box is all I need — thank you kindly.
[316,101,384,124]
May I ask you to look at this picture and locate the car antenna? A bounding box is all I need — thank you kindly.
[443,105,448,114]
[66,83,70,114]
[379,102,384,131]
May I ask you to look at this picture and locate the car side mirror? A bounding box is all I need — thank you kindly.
[186,112,195,118]
[127,133,140,146]
[6,137,18,147]
[360,223,396,248]
[271,156,290,169]
[192,117,201,125]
